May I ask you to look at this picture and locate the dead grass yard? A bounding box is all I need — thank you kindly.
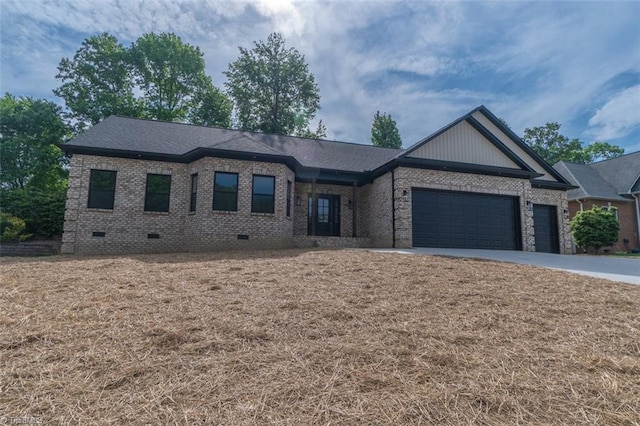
[1,249,639,425]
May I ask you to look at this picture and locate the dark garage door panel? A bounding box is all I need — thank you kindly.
[412,189,521,250]
[533,204,560,253]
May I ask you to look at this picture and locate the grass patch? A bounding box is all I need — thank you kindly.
[1,249,639,424]
[607,252,640,258]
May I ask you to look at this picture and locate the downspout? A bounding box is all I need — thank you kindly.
[391,168,396,248]
[633,194,640,247]
[352,182,357,238]
[311,179,317,237]
[577,199,584,212]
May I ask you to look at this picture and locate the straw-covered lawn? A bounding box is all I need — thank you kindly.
[1,249,639,425]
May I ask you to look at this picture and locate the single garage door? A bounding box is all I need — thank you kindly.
[412,189,521,250]
[533,204,560,253]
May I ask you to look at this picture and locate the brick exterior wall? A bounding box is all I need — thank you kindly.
[62,155,572,255]
[359,173,394,247]
[567,199,639,252]
[184,157,295,251]
[62,155,296,254]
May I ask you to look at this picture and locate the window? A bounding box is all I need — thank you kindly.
[252,175,275,213]
[189,174,198,212]
[144,174,171,212]
[88,169,117,209]
[213,172,238,211]
[602,205,619,221]
[286,180,292,217]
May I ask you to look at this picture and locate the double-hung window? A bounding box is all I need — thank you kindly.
[87,169,117,209]
[144,174,171,212]
[213,172,238,211]
[252,175,275,213]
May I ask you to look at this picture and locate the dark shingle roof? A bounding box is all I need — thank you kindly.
[554,151,640,201]
[64,116,402,173]
[590,151,640,194]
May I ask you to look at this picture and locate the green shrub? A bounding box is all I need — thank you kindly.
[0,187,67,237]
[0,213,32,242]
[570,206,619,252]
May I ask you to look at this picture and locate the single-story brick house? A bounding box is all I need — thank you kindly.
[554,152,640,252]
[60,105,574,255]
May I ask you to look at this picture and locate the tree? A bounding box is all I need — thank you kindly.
[188,81,233,128]
[0,188,66,237]
[130,32,213,122]
[297,120,327,139]
[371,111,402,148]
[0,94,69,190]
[54,33,143,130]
[522,122,624,165]
[570,206,620,252]
[582,141,625,163]
[224,32,320,136]
[55,32,230,127]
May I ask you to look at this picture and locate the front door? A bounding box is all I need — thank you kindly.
[308,194,341,236]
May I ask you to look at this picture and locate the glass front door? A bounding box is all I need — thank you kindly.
[308,194,341,236]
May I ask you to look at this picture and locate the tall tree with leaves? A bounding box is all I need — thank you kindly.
[0,94,70,190]
[523,122,623,164]
[130,32,216,122]
[224,32,320,136]
[371,111,402,148]
[54,33,142,130]
[55,32,231,127]
[1,94,70,237]
[188,81,233,128]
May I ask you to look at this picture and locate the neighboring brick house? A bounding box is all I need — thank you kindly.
[60,105,574,255]
[554,152,640,252]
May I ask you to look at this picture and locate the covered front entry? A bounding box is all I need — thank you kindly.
[308,194,341,236]
[411,188,521,250]
[533,204,560,253]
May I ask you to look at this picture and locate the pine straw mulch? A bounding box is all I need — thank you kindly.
[1,249,639,425]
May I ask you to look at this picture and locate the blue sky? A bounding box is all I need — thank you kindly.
[1,0,639,153]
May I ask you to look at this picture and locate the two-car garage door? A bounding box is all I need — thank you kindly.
[411,189,521,250]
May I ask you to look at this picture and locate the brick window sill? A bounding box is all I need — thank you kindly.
[212,210,238,215]
[86,208,114,213]
[143,211,170,216]
[251,212,275,217]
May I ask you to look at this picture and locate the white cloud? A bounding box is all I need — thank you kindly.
[588,85,640,141]
[252,0,304,37]
[1,0,638,151]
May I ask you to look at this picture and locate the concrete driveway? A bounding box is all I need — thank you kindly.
[371,248,640,285]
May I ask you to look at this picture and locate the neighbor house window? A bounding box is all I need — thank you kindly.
[252,175,275,213]
[213,172,238,211]
[602,205,619,221]
[87,169,117,209]
[189,174,198,212]
[144,174,171,212]
[286,180,292,217]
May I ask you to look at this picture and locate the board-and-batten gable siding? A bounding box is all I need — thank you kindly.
[406,120,521,169]
[471,111,558,182]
